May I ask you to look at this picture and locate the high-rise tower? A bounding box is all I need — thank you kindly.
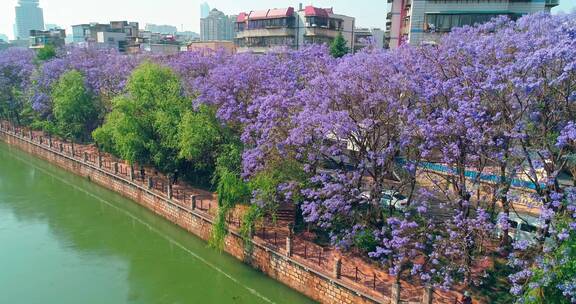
[14,0,45,40]
[200,2,211,18]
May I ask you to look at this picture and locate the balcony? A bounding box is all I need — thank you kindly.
[304,27,340,39]
[235,27,295,39]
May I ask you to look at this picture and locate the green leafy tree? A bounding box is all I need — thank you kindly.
[93,61,188,170]
[178,104,239,183]
[36,44,56,61]
[51,70,97,141]
[520,219,576,304]
[330,32,349,58]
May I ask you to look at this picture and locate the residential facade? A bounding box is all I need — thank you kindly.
[29,28,66,48]
[200,9,236,41]
[141,43,180,55]
[387,0,560,48]
[14,0,44,40]
[140,32,182,54]
[354,28,385,51]
[234,5,354,53]
[71,21,140,53]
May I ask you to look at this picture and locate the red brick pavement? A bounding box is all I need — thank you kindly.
[3,123,475,304]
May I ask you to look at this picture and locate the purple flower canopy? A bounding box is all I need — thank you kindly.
[1,12,576,300]
[28,46,143,115]
[196,12,576,296]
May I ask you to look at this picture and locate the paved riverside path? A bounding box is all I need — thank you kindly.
[0,139,317,304]
[1,122,470,304]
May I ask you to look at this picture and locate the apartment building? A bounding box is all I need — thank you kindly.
[387,0,559,48]
[354,28,385,51]
[234,4,354,53]
[71,21,140,53]
[29,28,66,49]
[200,8,236,41]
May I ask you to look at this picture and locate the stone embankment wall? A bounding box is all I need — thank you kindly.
[0,126,399,304]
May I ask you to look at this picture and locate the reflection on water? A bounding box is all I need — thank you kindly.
[0,141,315,304]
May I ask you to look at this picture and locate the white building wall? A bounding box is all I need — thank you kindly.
[400,0,552,46]
[332,13,355,50]
[96,31,127,49]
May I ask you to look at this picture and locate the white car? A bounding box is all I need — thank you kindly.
[361,190,408,210]
[496,212,542,244]
[380,190,408,210]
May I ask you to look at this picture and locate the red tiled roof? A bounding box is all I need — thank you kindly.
[304,5,332,18]
[267,7,294,19]
[236,12,248,23]
[248,7,294,20]
[249,9,270,20]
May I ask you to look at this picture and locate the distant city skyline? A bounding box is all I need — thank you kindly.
[13,0,44,40]
[0,0,574,41]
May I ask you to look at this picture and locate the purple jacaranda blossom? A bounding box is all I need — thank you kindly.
[29,46,142,116]
[0,48,35,122]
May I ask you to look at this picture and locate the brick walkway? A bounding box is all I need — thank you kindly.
[2,123,472,304]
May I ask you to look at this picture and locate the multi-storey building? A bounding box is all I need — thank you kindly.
[71,21,140,53]
[139,32,183,54]
[29,29,66,49]
[234,5,354,53]
[354,28,385,51]
[14,0,44,40]
[387,0,559,48]
[200,9,236,41]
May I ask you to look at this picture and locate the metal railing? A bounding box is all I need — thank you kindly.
[0,122,465,304]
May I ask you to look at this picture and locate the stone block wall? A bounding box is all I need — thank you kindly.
[0,128,389,304]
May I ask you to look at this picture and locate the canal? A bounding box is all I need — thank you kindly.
[0,141,315,304]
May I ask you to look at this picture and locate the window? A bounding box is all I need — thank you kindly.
[393,194,406,200]
[247,17,294,30]
[521,224,537,233]
[306,16,328,27]
[245,36,295,47]
[425,13,520,32]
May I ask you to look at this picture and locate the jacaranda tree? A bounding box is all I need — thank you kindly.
[0,12,575,303]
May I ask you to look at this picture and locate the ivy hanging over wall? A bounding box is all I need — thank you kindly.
[209,169,249,251]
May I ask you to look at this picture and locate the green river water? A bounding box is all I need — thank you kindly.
[0,141,315,304]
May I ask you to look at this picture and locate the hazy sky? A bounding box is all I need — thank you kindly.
[0,0,575,40]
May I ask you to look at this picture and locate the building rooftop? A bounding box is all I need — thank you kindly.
[244,7,295,20]
[304,5,333,17]
[266,7,294,19]
[236,12,248,23]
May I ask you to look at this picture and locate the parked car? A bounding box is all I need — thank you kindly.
[496,212,543,244]
[361,190,408,210]
[380,190,408,210]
